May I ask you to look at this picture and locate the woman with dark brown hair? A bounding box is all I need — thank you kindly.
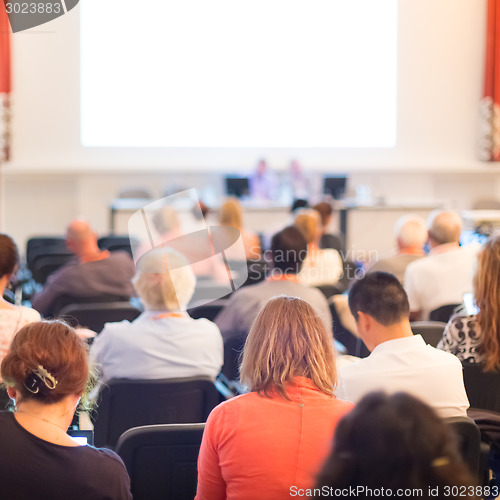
[437,233,500,371]
[0,320,132,500]
[196,295,353,500]
[316,392,480,499]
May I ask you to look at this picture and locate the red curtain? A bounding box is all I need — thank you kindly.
[0,2,11,163]
[479,0,500,161]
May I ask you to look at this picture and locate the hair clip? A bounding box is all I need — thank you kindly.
[24,365,58,394]
[431,457,449,467]
[24,374,40,394]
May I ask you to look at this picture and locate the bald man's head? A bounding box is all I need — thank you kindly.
[427,210,462,247]
[66,220,99,256]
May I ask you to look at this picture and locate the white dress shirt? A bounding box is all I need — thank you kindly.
[299,248,343,287]
[335,335,469,418]
[404,243,480,320]
[90,311,223,383]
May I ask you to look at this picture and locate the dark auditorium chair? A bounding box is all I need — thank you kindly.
[93,377,220,449]
[410,321,447,347]
[30,254,75,285]
[116,423,205,500]
[98,235,135,256]
[26,236,68,270]
[0,388,11,410]
[446,416,482,479]
[328,300,369,358]
[462,362,500,413]
[222,335,247,382]
[187,300,227,321]
[244,259,268,285]
[429,303,461,323]
[2,288,15,304]
[58,301,142,333]
[315,284,344,300]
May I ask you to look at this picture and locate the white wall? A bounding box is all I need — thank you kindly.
[2,0,499,172]
[2,0,500,256]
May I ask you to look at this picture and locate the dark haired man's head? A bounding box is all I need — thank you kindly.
[290,198,309,214]
[270,226,307,275]
[348,272,410,326]
[0,234,19,279]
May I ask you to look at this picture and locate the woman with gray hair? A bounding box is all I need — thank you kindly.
[90,248,223,384]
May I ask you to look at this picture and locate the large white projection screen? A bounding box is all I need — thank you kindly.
[81,0,397,148]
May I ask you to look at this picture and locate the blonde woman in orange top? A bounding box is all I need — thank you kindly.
[219,198,261,261]
[196,296,353,500]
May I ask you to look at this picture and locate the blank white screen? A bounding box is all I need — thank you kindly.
[81,0,397,148]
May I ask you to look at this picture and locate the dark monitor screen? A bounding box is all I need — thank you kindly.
[225,177,250,198]
[323,177,347,199]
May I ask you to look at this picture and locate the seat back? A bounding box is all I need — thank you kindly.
[93,377,219,449]
[315,284,344,300]
[429,304,461,323]
[222,335,246,381]
[462,363,500,413]
[30,254,75,284]
[116,423,205,500]
[26,237,67,270]
[328,301,369,358]
[0,387,11,410]
[58,301,141,332]
[410,321,447,347]
[187,300,227,321]
[98,235,135,256]
[446,416,481,478]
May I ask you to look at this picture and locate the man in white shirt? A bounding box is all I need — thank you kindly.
[404,210,479,320]
[336,272,469,418]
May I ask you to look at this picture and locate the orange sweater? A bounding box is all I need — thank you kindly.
[196,377,353,500]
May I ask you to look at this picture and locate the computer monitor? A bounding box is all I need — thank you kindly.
[323,177,347,200]
[225,177,250,198]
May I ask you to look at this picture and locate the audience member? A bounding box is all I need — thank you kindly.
[438,233,500,370]
[294,208,343,287]
[215,226,332,341]
[290,198,309,214]
[336,272,469,417]
[404,210,479,320]
[368,214,427,284]
[196,296,353,500]
[0,320,132,500]
[314,201,344,254]
[219,197,261,260]
[317,392,479,498]
[0,234,40,365]
[32,220,135,317]
[90,248,223,384]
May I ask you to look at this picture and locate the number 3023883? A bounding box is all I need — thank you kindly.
[5,2,62,14]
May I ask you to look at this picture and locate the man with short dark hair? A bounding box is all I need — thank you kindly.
[335,272,469,418]
[215,226,331,341]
